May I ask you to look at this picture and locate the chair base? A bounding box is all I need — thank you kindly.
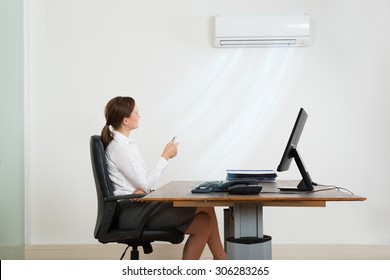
[120,243,154,260]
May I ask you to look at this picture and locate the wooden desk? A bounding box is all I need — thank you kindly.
[143,180,366,206]
[142,180,366,259]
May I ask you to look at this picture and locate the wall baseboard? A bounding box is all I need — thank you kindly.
[24,243,198,260]
[24,243,390,260]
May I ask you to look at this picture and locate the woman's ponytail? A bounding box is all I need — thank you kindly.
[101,124,112,148]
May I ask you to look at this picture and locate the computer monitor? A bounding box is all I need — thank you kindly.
[277,108,314,191]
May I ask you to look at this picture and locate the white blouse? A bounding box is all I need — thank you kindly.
[105,130,168,196]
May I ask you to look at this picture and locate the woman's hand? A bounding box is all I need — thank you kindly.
[133,188,146,195]
[129,188,146,202]
[161,140,178,160]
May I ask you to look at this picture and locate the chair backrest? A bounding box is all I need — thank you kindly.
[90,135,114,238]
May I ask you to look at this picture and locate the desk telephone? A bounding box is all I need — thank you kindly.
[191,180,262,195]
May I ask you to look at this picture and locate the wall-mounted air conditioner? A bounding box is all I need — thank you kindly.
[214,14,311,48]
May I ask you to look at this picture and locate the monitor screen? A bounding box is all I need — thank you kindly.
[276,108,314,191]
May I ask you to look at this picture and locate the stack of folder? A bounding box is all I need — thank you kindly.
[226,170,277,182]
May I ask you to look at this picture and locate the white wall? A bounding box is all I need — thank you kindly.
[27,0,390,245]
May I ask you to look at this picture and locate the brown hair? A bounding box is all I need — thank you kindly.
[101,96,135,148]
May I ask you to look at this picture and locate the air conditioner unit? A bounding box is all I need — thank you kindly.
[214,15,310,48]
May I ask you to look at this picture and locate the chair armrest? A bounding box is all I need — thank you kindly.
[98,193,152,242]
[104,193,146,202]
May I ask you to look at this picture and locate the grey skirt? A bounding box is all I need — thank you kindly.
[117,200,196,233]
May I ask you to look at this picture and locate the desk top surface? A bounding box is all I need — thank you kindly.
[141,180,366,203]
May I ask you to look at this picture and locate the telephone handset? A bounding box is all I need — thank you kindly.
[216,180,257,191]
[224,180,262,194]
[191,180,262,194]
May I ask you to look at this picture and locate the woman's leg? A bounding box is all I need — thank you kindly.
[182,207,227,260]
[182,212,212,260]
[196,207,227,260]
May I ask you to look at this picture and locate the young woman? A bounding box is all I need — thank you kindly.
[101,96,227,260]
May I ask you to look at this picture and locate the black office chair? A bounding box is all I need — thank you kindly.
[90,135,184,260]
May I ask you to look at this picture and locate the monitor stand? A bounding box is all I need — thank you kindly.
[278,179,314,192]
[278,148,314,192]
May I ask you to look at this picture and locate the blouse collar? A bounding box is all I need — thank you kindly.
[112,130,133,143]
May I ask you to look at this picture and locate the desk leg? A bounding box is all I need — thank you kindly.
[225,203,272,260]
